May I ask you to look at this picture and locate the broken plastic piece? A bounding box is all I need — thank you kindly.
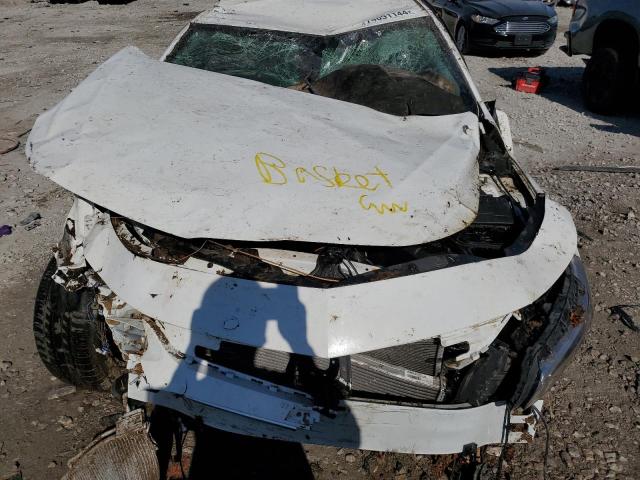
[19,212,41,226]
[63,409,159,480]
[0,225,11,237]
[47,385,77,400]
[610,305,639,332]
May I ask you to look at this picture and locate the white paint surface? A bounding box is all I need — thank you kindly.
[27,47,480,246]
[193,0,429,35]
[81,199,576,358]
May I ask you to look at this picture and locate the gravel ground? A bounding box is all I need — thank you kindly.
[0,2,638,479]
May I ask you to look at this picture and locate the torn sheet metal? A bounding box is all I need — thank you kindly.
[77,197,576,358]
[27,47,480,247]
[98,295,147,358]
[194,0,430,35]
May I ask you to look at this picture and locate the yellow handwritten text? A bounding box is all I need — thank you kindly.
[358,194,409,215]
[254,152,393,192]
[254,152,409,215]
[255,152,288,185]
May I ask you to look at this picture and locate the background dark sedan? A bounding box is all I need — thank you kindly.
[427,0,558,55]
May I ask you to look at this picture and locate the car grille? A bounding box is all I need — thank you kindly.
[495,40,549,49]
[195,339,445,402]
[494,21,551,35]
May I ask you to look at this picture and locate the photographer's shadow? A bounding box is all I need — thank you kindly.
[152,276,359,479]
[191,276,315,356]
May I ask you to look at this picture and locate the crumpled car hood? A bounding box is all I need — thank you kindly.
[27,47,480,246]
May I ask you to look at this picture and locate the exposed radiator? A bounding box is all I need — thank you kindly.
[196,339,445,402]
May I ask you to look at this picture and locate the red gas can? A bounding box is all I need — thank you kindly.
[515,67,547,94]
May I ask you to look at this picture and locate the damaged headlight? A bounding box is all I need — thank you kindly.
[512,256,592,408]
[452,255,592,409]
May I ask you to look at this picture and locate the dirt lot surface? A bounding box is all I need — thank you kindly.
[1,2,639,479]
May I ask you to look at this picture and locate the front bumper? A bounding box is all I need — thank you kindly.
[55,197,588,453]
[131,323,540,454]
[125,255,590,454]
[122,257,589,454]
[511,255,593,408]
[469,22,557,51]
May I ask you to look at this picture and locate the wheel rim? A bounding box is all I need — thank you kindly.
[456,26,466,52]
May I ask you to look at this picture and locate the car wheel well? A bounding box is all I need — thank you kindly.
[593,20,639,58]
[454,22,469,54]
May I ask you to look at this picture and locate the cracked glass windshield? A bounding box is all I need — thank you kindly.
[167,18,475,116]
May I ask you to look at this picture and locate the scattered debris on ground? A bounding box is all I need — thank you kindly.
[48,385,77,400]
[18,212,41,230]
[63,410,159,480]
[19,212,40,226]
[610,305,640,332]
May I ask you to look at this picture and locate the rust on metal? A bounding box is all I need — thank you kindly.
[569,306,585,327]
[142,315,185,359]
[130,363,144,376]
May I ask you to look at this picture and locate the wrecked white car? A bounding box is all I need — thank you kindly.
[28,0,591,456]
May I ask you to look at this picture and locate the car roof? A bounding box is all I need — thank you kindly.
[192,0,430,35]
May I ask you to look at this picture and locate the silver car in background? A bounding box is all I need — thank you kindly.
[563,0,640,113]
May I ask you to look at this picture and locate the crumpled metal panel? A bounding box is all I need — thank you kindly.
[26,47,480,247]
[79,199,576,358]
[63,410,159,480]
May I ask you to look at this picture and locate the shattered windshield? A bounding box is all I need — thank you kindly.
[167,18,475,116]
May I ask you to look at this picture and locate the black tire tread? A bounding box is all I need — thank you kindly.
[33,258,109,388]
[582,47,635,115]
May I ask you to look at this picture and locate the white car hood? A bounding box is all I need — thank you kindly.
[27,47,480,246]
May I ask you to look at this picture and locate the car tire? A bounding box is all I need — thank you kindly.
[582,47,635,114]
[455,24,469,55]
[33,258,111,389]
